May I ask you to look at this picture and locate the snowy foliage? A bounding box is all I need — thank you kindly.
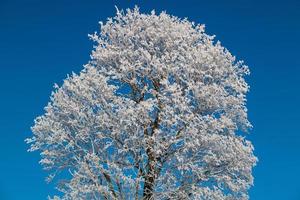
[27,7,257,200]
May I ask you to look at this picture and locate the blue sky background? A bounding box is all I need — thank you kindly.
[0,0,299,199]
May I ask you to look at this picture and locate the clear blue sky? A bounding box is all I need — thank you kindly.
[0,0,299,199]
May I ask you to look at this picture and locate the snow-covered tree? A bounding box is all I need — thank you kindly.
[27,7,257,200]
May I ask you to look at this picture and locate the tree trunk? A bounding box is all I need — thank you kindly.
[143,79,161,199]
[143,146,156,200]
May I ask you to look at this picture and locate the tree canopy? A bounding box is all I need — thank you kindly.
[27,7,257,200]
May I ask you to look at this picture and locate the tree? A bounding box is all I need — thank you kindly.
[26,7,257,200]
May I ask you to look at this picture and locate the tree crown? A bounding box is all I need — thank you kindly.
[27,7,257,200]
